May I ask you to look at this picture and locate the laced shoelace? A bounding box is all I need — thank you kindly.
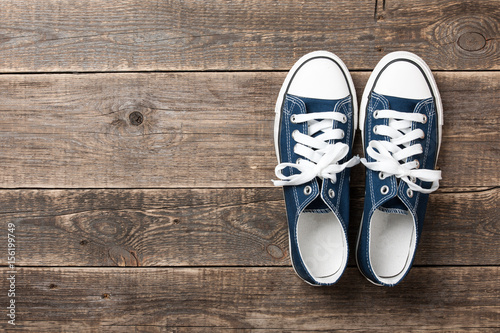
[273,111,359,187]
[360,109,441,194]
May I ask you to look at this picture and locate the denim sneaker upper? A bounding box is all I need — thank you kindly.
[273,51,359,285]
[356,52,443,286]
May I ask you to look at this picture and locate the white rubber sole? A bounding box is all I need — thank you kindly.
[355,212,384,287]
[356,51,443,286]
[274,51,357,286]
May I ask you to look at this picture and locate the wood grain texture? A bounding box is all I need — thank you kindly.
[0,0,498,72]
[1,267,498,330]
[0,187,497,267]
[0,71,497,188]
[7,324,498,332]
[0,1,497,331]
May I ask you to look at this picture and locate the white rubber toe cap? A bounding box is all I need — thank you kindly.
[288,56,349,100]
[373,59,432,100]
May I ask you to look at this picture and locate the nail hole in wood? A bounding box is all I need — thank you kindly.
[101,293,111,299]
[49,284,57,289]
[129,111,144,126]
[80,240,88,246]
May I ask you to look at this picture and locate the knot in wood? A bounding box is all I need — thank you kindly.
[458,32,486,51]
[129,111,144,126]
[266,244,285,260]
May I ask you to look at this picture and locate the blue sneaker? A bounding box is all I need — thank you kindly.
[356,52,443,286]
[273,51,359,285]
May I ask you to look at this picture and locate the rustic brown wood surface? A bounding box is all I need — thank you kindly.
[0,0,499,331]
[1,267,499,330]
[0,72,497,188]
[0,0,498,71]
[0,187,497,267]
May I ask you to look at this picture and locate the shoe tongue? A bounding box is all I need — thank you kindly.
[379,195,409,214]
[298,95,341,138]
[383,94,421,113]
[304,178,329,212]
[292,95,343,212]
[377,94,422,215]
[297,95,341,114]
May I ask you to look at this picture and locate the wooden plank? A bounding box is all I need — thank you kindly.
[6,327,499,333]
[0,0,498,72]
[0,71,497,188]
[1,267,498,330]
[0,187,497,267]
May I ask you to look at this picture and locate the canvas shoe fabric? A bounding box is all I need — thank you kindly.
[356,51,443,286]
[273,51,359,286]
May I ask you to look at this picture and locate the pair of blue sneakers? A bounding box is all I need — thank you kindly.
[273,51,443,286]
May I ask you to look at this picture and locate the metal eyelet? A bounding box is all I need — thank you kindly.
[328,189,335,198]
[409,176,416,183]
[304,186,312,195]
[380,185,389,195]
[340,131,345,139]
[373,125,378,134]
[296,158,302,164]
[378,172,385,180]
[407,188,414,198]
[373,110,379,119]
[415,160,420,169]
[422,115,428,124]
[330,178,336,185]
[342,115,347,123]
[290,114,297,123]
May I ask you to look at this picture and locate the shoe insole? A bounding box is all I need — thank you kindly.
[297,211,345,278]
[370,209,414,278]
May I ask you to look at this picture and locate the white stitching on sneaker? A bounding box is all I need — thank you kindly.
[360,109,441,194]
[273,111,359,186]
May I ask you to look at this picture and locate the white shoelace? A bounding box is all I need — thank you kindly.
[360,109,441,194]
[273,112,359,186]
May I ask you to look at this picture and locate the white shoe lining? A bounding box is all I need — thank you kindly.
[370,209,416,282]
[297,211,346,281]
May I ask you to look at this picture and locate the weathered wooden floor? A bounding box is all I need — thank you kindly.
[0,0,498,331]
